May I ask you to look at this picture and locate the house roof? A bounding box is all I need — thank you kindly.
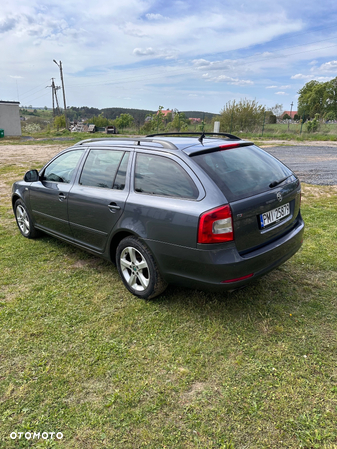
[282,111,298,119]
[157,109,172,116]
[0,101,20,105]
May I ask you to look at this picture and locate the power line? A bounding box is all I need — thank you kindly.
[19,84,48,99]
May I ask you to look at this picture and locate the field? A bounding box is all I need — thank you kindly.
[0,143,337,448]
[15,107,337,141]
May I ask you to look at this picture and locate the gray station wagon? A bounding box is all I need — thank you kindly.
[12,133,304,299]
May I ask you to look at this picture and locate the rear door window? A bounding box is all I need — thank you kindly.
[134,153,199,199]
[79,149,127,189]
[192,145,292,201]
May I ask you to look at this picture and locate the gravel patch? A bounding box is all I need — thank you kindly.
[263,145,337,186]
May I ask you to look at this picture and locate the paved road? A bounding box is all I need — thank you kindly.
[263,145,337,185]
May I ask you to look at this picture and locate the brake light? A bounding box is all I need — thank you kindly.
[198,205,234,244]
[218,143,242,150]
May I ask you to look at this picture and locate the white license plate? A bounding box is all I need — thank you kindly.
[260,203,290,228]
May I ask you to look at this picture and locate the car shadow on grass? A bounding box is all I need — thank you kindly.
[34,233,316,326]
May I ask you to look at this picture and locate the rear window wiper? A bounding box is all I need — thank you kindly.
[269,176,289,188]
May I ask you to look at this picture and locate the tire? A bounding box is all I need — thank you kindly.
[116,236,167,299]
[14,199,40,239]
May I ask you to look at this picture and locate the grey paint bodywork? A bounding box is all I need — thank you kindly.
[12,137,304,291]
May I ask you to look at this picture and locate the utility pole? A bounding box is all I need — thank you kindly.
[53,60,68,127]
[51,79,55,116]
[53,82,62,116]
[46,78,61,117]
[288,101,294,132]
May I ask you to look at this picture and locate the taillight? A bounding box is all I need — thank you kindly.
[198,205,234,244]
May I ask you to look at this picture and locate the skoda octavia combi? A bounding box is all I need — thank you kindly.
[12,133,304,299]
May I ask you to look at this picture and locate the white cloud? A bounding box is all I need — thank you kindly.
[291,74,311,80]
[192,59,234,71]
[133,47,156,56]
[318,60,337,72]
[276,92,288,95]
[202,73,253,86]
[133,47,178,59]
[0,0,333,112]
[146,13,165,20]
[291,73,333,82]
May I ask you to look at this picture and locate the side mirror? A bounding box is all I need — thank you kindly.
[24,170,39,182]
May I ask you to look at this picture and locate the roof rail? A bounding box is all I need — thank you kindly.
[75,137,178,150]
[146,132,242,140]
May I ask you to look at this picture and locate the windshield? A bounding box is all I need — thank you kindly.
[192,145,293,202]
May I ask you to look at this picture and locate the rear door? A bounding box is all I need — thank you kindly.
[67,148,131,252]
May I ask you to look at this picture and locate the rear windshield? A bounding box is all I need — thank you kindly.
[192,145,293,202]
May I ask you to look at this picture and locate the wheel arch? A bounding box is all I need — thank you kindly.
[109,230,138,264]
[12,194,21,210]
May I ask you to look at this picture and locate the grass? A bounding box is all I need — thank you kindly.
[0,158,337,447]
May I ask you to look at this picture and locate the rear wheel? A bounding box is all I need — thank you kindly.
[14,199,39,239]
[116,237,167,299]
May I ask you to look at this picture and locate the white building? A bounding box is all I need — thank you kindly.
[0,101,21,137]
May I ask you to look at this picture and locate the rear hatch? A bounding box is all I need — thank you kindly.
[191,143,301,254]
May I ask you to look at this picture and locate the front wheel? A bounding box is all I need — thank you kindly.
[116,237,167,299]
[14,199,39,239]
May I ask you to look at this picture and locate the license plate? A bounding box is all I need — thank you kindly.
[260,203,290,228]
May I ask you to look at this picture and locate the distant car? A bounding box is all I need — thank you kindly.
[12,133,304,299]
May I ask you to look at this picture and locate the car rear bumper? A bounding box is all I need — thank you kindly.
[144,214,304,291]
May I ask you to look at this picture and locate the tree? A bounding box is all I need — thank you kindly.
[297,80,327,118]
[324,77,337,119]
[324,111,336,121]
[270,103,283,118]
[166,111,189,131]
[282,113,291,120]
[114,113,134,131]
[268,114,277,124]
[140,106,166,134]
[219,99,266,133]
[90,113,111,128]
[54,115,66,129]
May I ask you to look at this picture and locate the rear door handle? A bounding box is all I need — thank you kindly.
[108,202,121,213]
[59,193,67,201]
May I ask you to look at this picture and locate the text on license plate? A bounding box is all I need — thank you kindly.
[260,203,290,228]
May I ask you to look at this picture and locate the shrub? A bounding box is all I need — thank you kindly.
[24,123,41,133]
[220,99,266,133]
[54,115,66,129]
[268,114,277,124]
[325,111,336,121]
[306,118,319,133]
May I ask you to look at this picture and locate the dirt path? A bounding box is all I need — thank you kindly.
[0,144,67,167]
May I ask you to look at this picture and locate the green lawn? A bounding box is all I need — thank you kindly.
[0,160,337,448]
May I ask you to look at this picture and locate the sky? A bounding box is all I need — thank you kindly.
[1,0,337,114]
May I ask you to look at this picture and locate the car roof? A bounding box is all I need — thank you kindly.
[75,133,254,156]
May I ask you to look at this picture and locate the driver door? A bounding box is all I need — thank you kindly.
[29,149,85,238]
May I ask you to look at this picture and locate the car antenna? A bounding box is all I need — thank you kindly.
[198,132,205,145]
